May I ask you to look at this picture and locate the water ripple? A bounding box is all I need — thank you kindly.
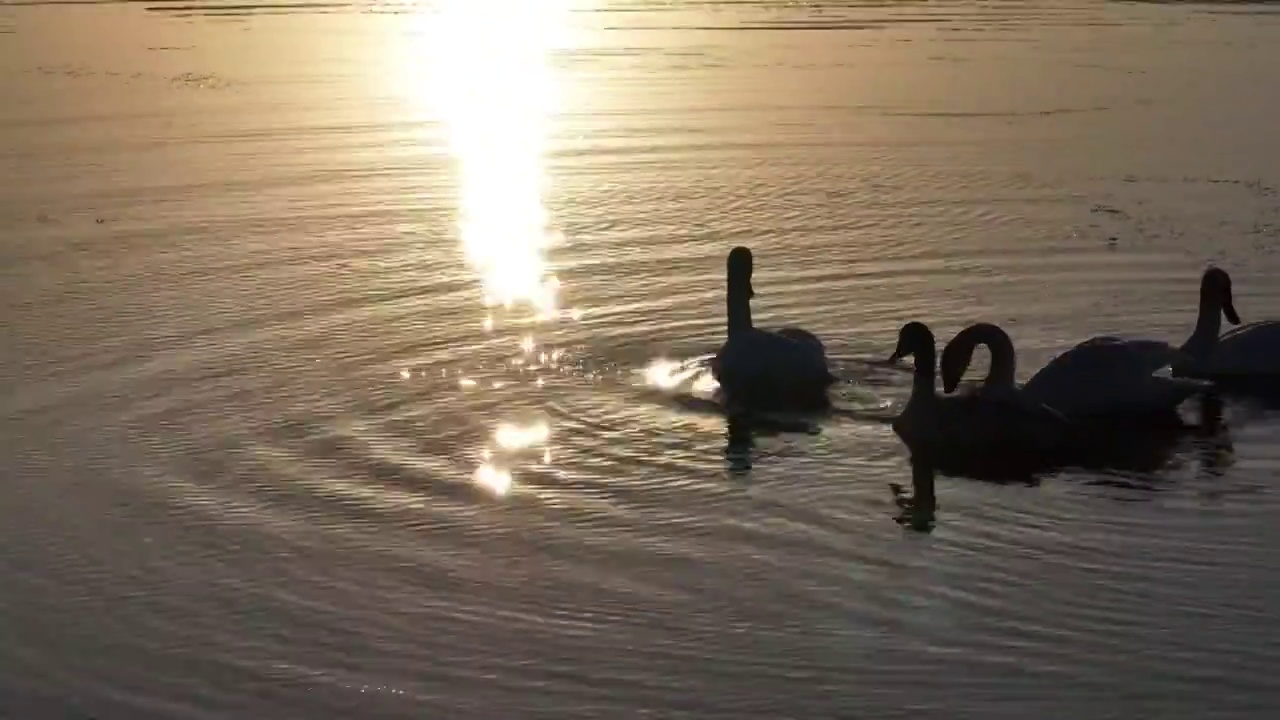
[5,1,1280,718]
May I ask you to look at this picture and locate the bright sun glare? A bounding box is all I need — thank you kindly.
[408,0,574,319]
[397,3,578,498]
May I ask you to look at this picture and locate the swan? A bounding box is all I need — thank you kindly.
[889,321,1067,454]
[711,246,834,410]
[1173,267,1280,379]
[939,323,1208,419]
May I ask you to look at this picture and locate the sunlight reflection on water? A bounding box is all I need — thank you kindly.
[408,0,573,322]
[396,1,581,494]
[643,357,720,394]
[473,463,513,496]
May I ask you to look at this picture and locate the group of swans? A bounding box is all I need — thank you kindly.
[710,246,1280,453]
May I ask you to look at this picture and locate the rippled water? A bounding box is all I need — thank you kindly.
[4,1,1280,717]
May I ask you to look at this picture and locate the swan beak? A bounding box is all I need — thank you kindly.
[942,376,958,393]
[888,350,904,363]
[1224,298,1241,325]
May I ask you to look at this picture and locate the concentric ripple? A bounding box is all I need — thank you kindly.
[4,1,1280,718]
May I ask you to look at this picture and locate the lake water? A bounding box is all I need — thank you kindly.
[4,1,1280,717]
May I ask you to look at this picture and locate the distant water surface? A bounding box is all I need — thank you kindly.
[3,1,1280,718]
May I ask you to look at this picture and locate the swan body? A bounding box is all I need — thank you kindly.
[890,321,1067,455]
[1192,320,1280,376]
[939,323,1208,418]
[1022,336,1206,417]
[711,247,833,410]
[776,327,826,354]
[1171,267,1280,378]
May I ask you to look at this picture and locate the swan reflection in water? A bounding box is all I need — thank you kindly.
[643,350,1233,528]
[722,413,824,477]
[642,355,910,481]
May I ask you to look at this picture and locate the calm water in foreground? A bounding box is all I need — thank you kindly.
[4,1,1280,717]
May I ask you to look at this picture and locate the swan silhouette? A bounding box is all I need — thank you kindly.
[711,246,834,411]
[939,322,1207,419]
[1174,267,1280,382]
[889,321,1067,455]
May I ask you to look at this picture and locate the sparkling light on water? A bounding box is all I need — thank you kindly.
[494,421,551,450]
[473,464,513,496]
[643,357,719,393]
[405,0,573,320]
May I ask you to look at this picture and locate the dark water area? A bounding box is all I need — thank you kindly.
[3,1,1280,718]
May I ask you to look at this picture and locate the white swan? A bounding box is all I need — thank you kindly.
[711,246,833,410]
[1174,267,1280,379]
[889,321,1067,454]
[939,322,1207,419]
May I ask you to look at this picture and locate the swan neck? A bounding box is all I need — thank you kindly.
[976,325,1017,387]
[727,289,752,339]
[1182,297,1222,359]
[912,345,937,398]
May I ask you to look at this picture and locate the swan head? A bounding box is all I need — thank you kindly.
[1202,267,1240,325]
[727,246,755,298]
[889,321,935,362]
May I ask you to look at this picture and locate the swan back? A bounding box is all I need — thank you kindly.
[1023,336,1203,417]
[776,327,826,357]
[1195,320,1280,376]
[1029,337,1183,384]
[716,329,828,380]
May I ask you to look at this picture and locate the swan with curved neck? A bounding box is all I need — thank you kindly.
[1178,267,1241,364]
[1174,267,1280,379]
[938,322,1207,419]
[940,322,1018,392]
[888,321,1066,453]
[712,246,833,410]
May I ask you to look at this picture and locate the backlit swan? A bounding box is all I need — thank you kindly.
[1174,267,1280,379]
[889,321,1067,454]
[939,322,1207,418]
[711,246,833,410]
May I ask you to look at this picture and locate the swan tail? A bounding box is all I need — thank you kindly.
[1143,376,1213,411]
[1164,376,1214,397]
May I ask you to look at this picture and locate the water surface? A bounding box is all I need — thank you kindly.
[3,1,1280,718]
